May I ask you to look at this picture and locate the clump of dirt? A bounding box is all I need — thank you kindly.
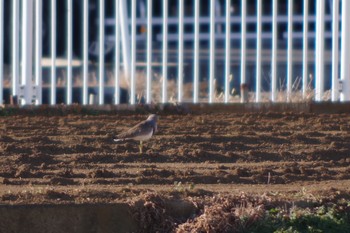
[128,192,195,233]
[176,194,265,232]
[88,169,116,178]
[15,164,32,178]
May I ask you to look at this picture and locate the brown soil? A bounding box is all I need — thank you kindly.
[0,109,350,231]
[1,110,350,203]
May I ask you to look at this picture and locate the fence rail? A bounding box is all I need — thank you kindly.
[0,0,349,105]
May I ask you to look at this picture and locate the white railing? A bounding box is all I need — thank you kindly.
[340,0,350,101]
[0,0,349,105]
[0,0,3,104]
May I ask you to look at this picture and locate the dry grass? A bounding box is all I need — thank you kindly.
[127,191,350,233]
[2,64,333,104]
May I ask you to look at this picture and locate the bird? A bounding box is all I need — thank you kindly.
[114,114,158,154]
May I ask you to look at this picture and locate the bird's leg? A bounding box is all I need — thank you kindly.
[139,141,143,154]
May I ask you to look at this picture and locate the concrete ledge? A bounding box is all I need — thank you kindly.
[0,200,196,233]
[0,204,137,233]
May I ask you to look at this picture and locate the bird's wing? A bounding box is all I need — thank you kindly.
[116,120,154,140]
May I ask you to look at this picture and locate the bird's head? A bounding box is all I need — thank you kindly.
[147,114,158,122]
[147,114,158,133]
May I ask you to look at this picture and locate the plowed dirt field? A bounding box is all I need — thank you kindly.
[1,110,350,203]
[1,108,350,232]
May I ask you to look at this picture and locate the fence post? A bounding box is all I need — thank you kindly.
[12,0,19,99]
[22,0,34,105]
[99,0,105,105]
[115,0,121,105]
[146,0,153,104]
[51,0,56,105]
[119,0,131,86]
[209,0,215,103]
[178,0,184,102]
[161,0,168,103]
[130,0,136,104]
[193,0,199,103]
[287,0,293,102]
[240,0,247,103]
[67,0,73,104]
[315,0,325,101]
[255,0,262,102]
[224,0,231,103]
[83,0,88,105]
[340,0,350,101]
[331,0,339,102]
[0,0,3,104]
[271,0,277,102]
[35,0,43,105]
[302,0,309,99]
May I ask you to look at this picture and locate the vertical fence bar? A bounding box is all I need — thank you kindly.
[209,0,215,103]
[130,0,136,104]
[161,0,168,103]
[224,0,231,103]
[83,0,88,105]
[193,0,199,103]
[0,0,3,104]
[315,0,325,101]
[35,0,43,105]
[255,0,262,102]
[22,0,34,104]
[240,0,246,103]
[340,0,350,101]
[115,0,120,105]
[302,0,309,99]
[99,0,105,105]
[287,0,293,102]
[12,0,19,97]
[67,0,73,104]
[271,0,277,102]
[331,0,339,102]
[119,0,131,84]
[146,0,152,104]
[178,0,184,102]
[51,0,56,105]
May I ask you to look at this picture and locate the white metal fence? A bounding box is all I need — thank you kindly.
[0,0,349,105]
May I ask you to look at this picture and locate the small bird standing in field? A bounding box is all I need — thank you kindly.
[114,114,158,154]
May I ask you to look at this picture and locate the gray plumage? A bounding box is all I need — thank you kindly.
[114,114,158,153]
